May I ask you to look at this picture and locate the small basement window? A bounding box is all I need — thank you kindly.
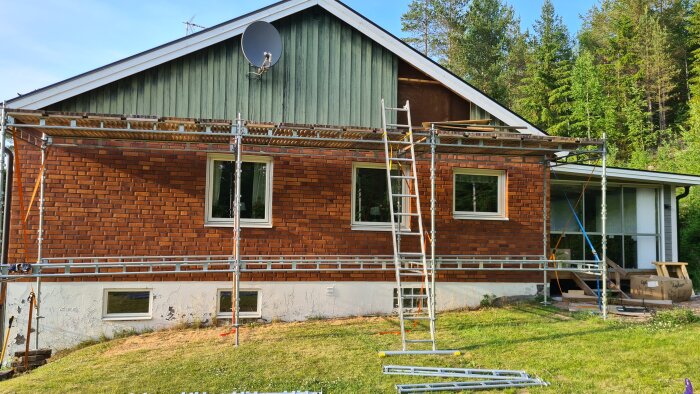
[453,168,506,220]
[103,289,152,320]
[393,287,427,310]
[217,289,261,318]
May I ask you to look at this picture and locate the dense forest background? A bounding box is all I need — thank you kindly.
[401,0,700,283]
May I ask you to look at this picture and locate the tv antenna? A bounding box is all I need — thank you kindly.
[242,21,282,79]
[183,16,205,36]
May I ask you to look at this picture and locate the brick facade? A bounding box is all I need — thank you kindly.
[8,137,547,283]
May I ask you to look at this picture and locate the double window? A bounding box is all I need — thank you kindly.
[453,168,506,220]
[103,289,152,320]
[351,163,406,231]
[205,154,273,227]
[217,289,261,318]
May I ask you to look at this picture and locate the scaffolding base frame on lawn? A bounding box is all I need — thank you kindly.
[0,105,608,351]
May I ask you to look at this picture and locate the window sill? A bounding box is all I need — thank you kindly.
[204,221,273,229]
[216,313,262,319]
[453,214,509,221]
[102,315,152,321]
[351,223,410,232]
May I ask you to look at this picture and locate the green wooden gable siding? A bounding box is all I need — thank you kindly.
[46,7,398,128]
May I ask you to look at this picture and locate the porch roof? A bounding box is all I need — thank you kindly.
[553,164,700,187]
[5,109,603,157]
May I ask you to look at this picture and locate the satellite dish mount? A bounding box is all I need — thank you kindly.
[242,21,282,79]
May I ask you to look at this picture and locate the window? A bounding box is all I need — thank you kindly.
[351,163,406,231]
[453,169,506,220]
[550,183,661,269]
[217,289,261,318]
[393,287,427,309]
[205,154,272,227]
[103,289,152,320]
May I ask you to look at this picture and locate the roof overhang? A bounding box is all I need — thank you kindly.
[553,164,700,187]
[6,0,546,136]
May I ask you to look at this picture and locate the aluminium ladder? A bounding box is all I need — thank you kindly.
[380,99,436,353]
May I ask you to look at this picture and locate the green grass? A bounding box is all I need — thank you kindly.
[1,304,699,393]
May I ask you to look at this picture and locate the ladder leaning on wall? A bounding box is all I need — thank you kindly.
[379,100,458,357]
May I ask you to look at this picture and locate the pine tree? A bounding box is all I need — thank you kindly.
[458,0,516,104]
[513,0,573,134]
[401,0,469,66]
[401,0,441,57]
[570,50,609,139]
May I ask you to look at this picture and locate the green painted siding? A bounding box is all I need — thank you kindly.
[47,7,398,128]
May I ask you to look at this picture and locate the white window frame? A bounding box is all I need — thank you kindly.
[205,154,273,228]
[216,289,262,319]
[351,162,409,231]
[102,289,152,321]
[453,168,507,220]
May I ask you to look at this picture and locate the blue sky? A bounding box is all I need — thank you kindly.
[0,0,595,103]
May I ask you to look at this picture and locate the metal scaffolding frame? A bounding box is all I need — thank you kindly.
[0,106,608,350]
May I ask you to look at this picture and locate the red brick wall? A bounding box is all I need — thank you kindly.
[8,137,546,283]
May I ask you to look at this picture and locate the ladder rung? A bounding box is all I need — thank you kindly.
[389,157,413,162]
[404,316,432,321]
[387,123,411,128]
[385,107,408,112]
[401,294,429,299]
[397,232,421,236]
[394,212,419,216]
[404,339,434,343]
[392,193,418,198]
[399,252,423,256]
[387,140,414,145]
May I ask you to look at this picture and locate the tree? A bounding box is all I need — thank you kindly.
[458,0,517,104]
[401,0,441,57]
[401,0,469,67]
[570,50,610,139]
[513,0,573,134]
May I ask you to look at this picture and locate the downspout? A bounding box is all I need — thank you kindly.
[676,186,691,261]
[2,147,13,265]
[0,147,12,368]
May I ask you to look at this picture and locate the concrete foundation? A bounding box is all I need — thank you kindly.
[1,281,537,365]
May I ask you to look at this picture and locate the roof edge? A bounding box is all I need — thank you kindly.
[553,164,700,186]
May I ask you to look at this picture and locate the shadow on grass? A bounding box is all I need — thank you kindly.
[458,324,625,351]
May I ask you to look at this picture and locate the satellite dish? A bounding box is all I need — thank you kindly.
[242,21,282,77]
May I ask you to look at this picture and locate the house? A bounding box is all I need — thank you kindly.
[0,0,698,354]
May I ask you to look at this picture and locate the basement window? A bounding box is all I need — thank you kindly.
[205,154,273,228]
[217,289,261,319]
[351,162,407,231]
[393,287,427,310]
[453,168,506,220]
[103,289,152,320]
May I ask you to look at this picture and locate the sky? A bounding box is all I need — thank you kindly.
[0,0,596,103]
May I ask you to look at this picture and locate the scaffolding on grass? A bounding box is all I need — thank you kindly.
[0,103,608,352]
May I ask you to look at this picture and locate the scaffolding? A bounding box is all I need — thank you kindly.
[0,105,608,350]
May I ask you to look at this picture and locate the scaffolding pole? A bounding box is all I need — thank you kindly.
[542,156,549,305]
[601,134,608,319]
[232,114,243,346]
[35,133,48,349]
[0,102,5,353]
[429,125,437,316]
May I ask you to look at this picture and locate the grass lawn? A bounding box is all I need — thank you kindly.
[1,304,698,393]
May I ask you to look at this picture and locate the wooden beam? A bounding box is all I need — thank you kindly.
[398,77,442,85]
